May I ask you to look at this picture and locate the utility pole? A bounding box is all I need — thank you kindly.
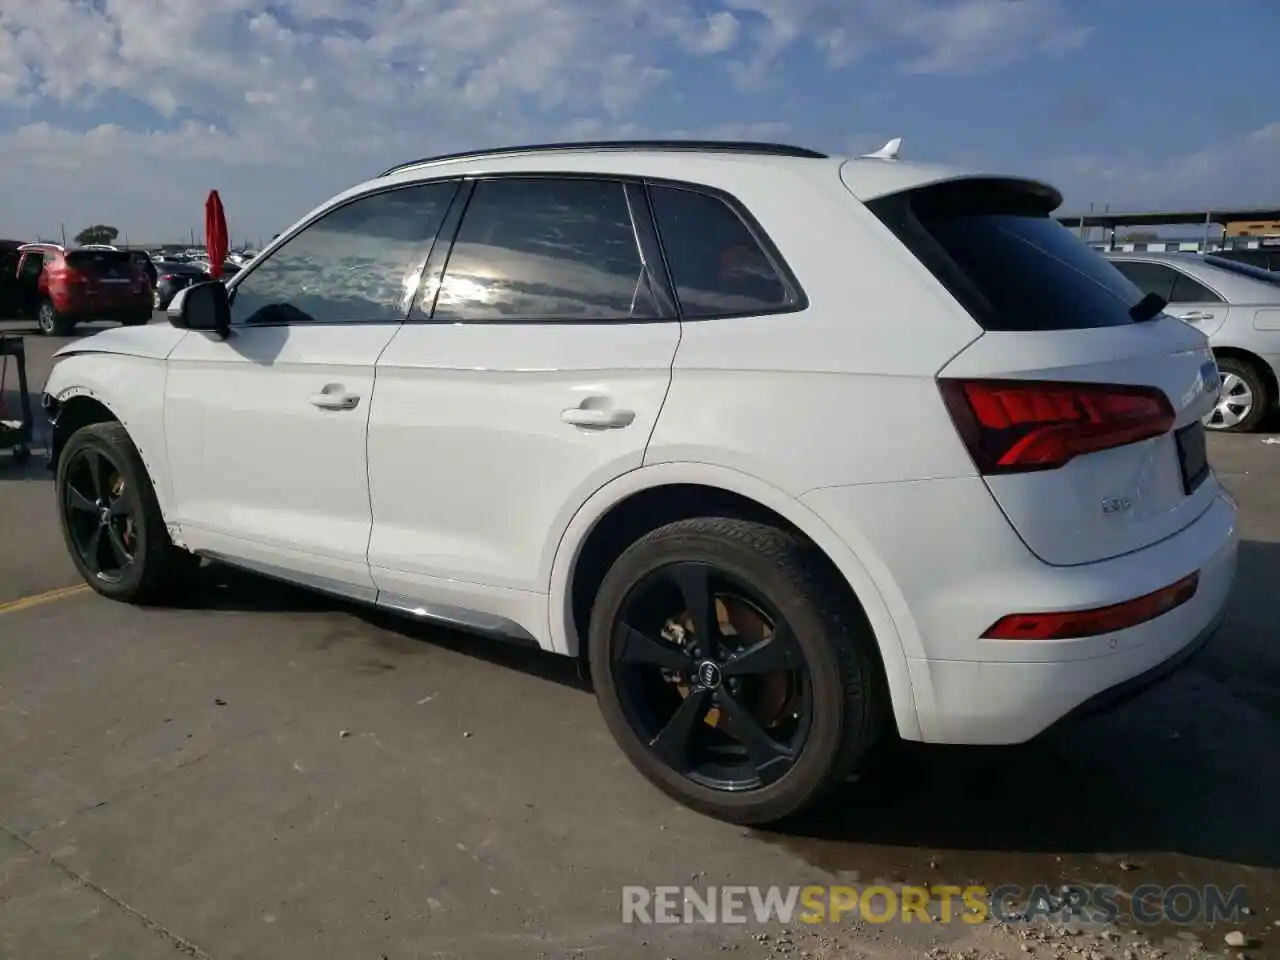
[60,223,67,246]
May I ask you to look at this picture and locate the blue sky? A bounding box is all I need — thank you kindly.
[2,0,1277,244]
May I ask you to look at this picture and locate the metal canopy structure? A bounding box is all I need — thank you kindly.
[1056,206,1280,230]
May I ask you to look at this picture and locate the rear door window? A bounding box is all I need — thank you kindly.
[647,185,799,319]
[429,177,658,322]
[1169,271,1223,303]
[867,179,1143,331]
[1109,261,1177,300]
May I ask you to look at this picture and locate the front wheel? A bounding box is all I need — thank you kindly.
[1205,356,1269,433]
[56,422,200,604]
[588,517,886,825]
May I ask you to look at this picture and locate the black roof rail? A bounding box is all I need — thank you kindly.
[378,140,828,177]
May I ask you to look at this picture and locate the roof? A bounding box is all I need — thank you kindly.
[361,139,1054,207]
[378,139,830,177]
[1058,206,1280,229]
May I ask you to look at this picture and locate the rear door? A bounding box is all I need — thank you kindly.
[865,178,1222,567]
[366,175,679,606]
[1110,259,1229,335]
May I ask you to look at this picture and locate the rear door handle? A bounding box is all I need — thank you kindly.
[1177,311,1214,322]
[310,384,361,410]
[561,406,635,429]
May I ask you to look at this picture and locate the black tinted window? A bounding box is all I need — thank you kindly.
[869,180,1144,331]
[1169,271,1222,303]
[230,182,457,326]
[1110,261,1177,300]
[648,185,793,318]
[429,178,655,322]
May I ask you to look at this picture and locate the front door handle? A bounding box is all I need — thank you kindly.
[310,384,360,410]
[1177,311,1214,322]
[561,405,635,429]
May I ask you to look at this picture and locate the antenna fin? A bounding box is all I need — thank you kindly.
[861,137,903,161]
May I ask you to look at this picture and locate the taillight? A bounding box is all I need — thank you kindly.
[982,572,1199,640]
[938,378,1175,474]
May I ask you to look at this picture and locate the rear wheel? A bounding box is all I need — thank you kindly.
[1206,356,1269,433]
[588,517,886,825]
[37,299,73,336]
[56,422,200,604]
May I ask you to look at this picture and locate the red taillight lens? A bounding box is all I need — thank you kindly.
[939,378,1175,474]
[982,572,1199,640]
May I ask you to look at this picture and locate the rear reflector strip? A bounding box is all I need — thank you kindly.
[939,378,1176,474]
[982,572,1200,640]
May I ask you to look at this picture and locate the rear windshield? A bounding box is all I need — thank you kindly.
[866,178,1142,331]
[66,250,136,277]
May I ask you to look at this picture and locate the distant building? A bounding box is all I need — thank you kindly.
[1224,219,1280,238]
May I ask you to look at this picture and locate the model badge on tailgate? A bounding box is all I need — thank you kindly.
[1101,496,1133,516]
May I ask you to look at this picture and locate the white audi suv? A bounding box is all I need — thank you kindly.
[42,139,1238,824]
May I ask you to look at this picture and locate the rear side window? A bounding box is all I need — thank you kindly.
[868,179,1142,331]
[1109,261,1177,300]
[66,250,135,278]
[1169,272,1222,303]
[648,185,797,319]
[431,177,656,322]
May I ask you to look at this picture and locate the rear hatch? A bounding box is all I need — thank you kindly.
[865,177,1221,567]
[66,249,148,303]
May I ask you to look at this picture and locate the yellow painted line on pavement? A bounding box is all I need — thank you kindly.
[0,584,91,616]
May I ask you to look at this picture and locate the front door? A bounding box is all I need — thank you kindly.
[365,176,680,626]
[163,180,461,599]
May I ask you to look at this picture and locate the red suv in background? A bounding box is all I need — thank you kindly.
[13,243,153,336]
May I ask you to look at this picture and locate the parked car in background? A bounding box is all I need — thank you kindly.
[1105,251,1280,432]
[14,243,152,335]
[152,260,212,309]
[43,139,1236,825]
[130,250,158,289]
[1210,246,1280,273]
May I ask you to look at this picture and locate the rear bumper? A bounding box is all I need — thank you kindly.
[801,480,1239,745]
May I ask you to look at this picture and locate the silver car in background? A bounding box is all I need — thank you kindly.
[1105,252,1280,432]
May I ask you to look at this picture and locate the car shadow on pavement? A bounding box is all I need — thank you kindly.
[762,538,1280,875]
[183,561,590,691]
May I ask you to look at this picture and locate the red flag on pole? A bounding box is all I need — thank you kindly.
[205,190,228,279]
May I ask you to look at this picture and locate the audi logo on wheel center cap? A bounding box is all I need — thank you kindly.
[696,660,722,689]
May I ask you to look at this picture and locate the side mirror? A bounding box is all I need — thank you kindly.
[169,280,230,338]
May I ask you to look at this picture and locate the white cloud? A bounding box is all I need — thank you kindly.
[1045,121,1280,213]
[4,0,1239,245]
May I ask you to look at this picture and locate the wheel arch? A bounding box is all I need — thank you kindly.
[547,462,922,741]
[44,355,177,524]
[1212,345,1277,408]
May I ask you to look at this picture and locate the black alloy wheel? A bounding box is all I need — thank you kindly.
[589,517,886,825]
[611,561,811,792]
[61,445,140,583]
[56,421,201,603]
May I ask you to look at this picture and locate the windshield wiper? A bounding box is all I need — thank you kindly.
[1129,292,1167,323]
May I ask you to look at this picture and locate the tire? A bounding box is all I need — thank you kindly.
[1206,356,1269,433]
[588,517,886,825]
[121,315,150,327]
[37,298,74,337]
[56,422,200,604]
